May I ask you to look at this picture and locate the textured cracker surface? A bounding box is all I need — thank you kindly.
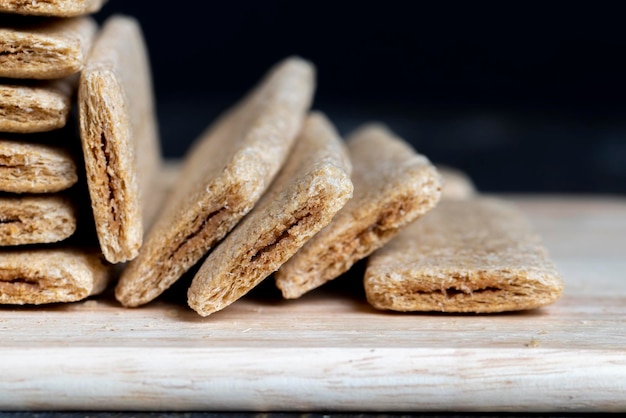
[0,139,77,193]
[437,165,476,200]
[0,195,76,245]
[188,112,353,317]
[0,17,96,79]
[275,124,442,299]
[364,198,564,313]
[0,78,73,133]
[115,57,315,307]
[79,15,162,263]
[0,0,106,17]
[0,248,110,305]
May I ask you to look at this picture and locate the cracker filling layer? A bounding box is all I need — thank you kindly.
[168,207,228,261]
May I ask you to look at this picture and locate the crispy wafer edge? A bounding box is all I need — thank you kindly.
[364,198,564,313]
[0,140,78,193]
[0,78,74,133]
[0,0,106,17]
[0,195,76,245]
[79,15,161,263]
[0,249,111,305]
[0,17,97,79]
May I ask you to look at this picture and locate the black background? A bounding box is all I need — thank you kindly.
[97,1,626,194]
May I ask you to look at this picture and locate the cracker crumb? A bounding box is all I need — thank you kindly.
[526,338,540,348]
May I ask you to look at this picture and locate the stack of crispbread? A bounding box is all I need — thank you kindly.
[0,2,162,305]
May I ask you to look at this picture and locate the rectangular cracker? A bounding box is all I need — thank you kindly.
[0,138,77,193]
[115,57,315,307]
[275,123,442,299]
[79,15,162,263]
[364,198,564,313]
[437,165,476,200]
[187,112,353,317]
[0,195,76,246]
[0,16,96,79]
[0,78,74,133]
[0,248,110,305]
[0,0,106,17]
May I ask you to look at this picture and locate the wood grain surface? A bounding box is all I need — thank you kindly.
[0,196,624,412]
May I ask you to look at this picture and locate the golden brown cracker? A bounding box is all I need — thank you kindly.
[79,15,162,263]
[364,198,564,313]
[115,57,315,307]
[0,248,110,305]
[275,123,442,299]
[0,78,74,133]
[0,0,107,17]
[0,195,76,245]
[0,139,77,193]
[187,112,353,317]
[437,165,476,200]
[0,17,96,79]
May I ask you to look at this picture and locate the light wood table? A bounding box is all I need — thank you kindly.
[1,196,624,412]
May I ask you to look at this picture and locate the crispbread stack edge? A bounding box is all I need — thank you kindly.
[0,248,110,305]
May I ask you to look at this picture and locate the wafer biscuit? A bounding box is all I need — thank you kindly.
[0,195,76,245]
[0,0,106,17]
[0,248,110,305]
[0,78,73,133]
[115,57,315,307]
[0,17,96,79]
[79,15,162,263]
[275,123,441,299]
[0,139,77,193]
[437,165,476,200]
[364,198,564,313]
[188,112,353,317]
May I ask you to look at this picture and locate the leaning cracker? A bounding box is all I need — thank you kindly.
[115,57,314,307]
[275,124,442,299]
[364,198,564,313]
[0,248,110,305]
[0,17,96,79]
[0,139,77,193]
[79,15,162,263]
[437,165,476,200]
[0,78,74,133]
[188,112,353,317]
[0,0,107,17]
[0,195,76,246]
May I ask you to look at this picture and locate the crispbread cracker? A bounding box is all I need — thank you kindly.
[0,248,110,305]
[275,123,442,299]
[0,195,76,245]
[364,198,564,313]
[437,165,476,200]
[0,78,74,133]
[0,17,96,79]
[0,139,77,193]
[0,195,76,246]
[188,112,353,317]
[115,57,315,307]
[79,15,162,263]
[0,0,106,17]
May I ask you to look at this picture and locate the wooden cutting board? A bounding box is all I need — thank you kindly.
[0,196,625,412]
